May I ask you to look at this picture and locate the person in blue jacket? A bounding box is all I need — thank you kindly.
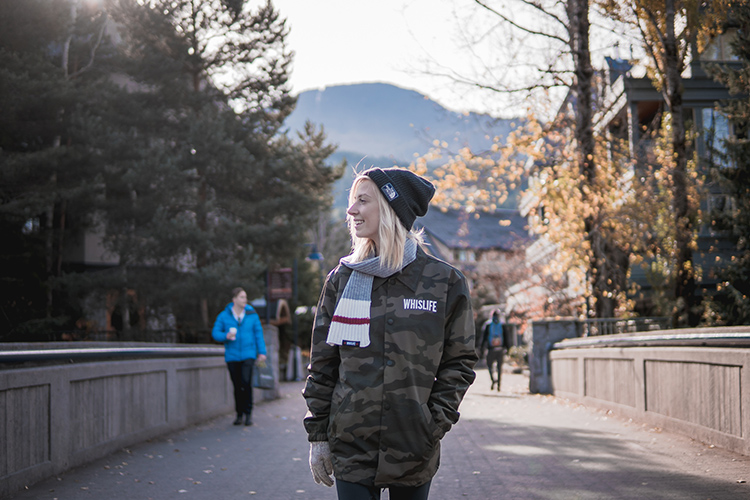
[212,287,267,426]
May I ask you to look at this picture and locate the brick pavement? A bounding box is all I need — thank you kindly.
[8,367,750,500]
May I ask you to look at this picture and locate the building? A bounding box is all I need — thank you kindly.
[518,24,742,320]
[417,208,531,307]
[598,36,740,315]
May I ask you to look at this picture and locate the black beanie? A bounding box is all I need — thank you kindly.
[363,167,436,230]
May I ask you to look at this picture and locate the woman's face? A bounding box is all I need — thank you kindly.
[348,179,381,248]
[233,290,247,309]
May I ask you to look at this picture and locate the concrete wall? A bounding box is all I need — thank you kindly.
[0,356,231,498]
[528,318,579,394]
[550,345,750,457]
[0,325,281,499]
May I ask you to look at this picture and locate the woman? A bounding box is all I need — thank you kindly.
[212,287,267,426]
[303,167,478,500]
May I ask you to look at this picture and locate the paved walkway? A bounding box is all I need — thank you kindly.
[9,368,750,500]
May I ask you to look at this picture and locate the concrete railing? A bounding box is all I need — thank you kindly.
[0,325,280,499]
[548,326,750,458]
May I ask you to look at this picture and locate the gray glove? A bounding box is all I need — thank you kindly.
[309,441,334,487]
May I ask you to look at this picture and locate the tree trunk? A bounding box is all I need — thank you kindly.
[120,263,132,340]
[663,0,697,327]
[120,290,132,339]
[569,0,613,318]
[45,169,60,317]
[56,199,67,277]
[197,172,209,329]
[201,298,209,332]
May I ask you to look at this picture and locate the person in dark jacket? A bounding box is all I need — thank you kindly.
[212,287,267,426]
[479,310,512,391]
[303,167,478,500]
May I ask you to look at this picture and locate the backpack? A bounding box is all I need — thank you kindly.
[488,322,503,347]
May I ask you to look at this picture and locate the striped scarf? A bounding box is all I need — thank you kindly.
[326,239,417,347]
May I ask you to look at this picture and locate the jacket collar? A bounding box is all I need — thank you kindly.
[337,246,430,293]
[372,246,428,293]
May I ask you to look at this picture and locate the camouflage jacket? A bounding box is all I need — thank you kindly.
[303,246,477,487]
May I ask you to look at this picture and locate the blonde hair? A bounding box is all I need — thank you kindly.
[347,176,425,268]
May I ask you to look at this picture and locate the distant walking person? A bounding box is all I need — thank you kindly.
[212,287,267,426]
[303,167,477,499]
[480,310,511,391]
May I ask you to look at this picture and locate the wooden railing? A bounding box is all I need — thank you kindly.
[576,317,672,337]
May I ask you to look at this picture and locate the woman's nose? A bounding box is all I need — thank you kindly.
[347,204,357,215]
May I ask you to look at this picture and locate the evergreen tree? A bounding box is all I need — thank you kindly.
[1,0,341,340]
[704,4,750,325]
[94,0,340,336]
[0,0,114,338]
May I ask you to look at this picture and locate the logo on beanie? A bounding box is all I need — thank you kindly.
[381,183,399,201]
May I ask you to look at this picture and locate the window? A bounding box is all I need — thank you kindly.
[709,194,733,214]
[457,249,476,262]
[701,29,739,62]
[702,107,731,168]
[22,218,40,234]
[539,205,549,225]
[707,193,735,235]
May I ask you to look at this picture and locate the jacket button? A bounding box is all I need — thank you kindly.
[381,446,388,452]
[384,402,391,410]
[387,318,394,325]
[389,278,396,285]
[386,359,395,366]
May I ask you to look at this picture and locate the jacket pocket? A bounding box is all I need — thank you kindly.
[392,402,437,461]
[327,389,351,440]
[422,402,443,442]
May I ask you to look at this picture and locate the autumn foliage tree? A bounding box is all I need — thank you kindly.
[596,0,735,326]
[412,0,632,320]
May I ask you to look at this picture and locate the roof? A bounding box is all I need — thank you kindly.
[415,208,530,251]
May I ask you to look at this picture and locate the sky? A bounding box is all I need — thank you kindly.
[272,0,496,115]
[271,1,631,119]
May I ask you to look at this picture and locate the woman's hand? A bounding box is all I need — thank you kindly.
[309,441,334,487]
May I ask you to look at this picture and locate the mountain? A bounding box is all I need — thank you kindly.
[283,83,519,211]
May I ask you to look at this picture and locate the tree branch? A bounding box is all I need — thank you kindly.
[473,0,570,45]
[69,13,109,79]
